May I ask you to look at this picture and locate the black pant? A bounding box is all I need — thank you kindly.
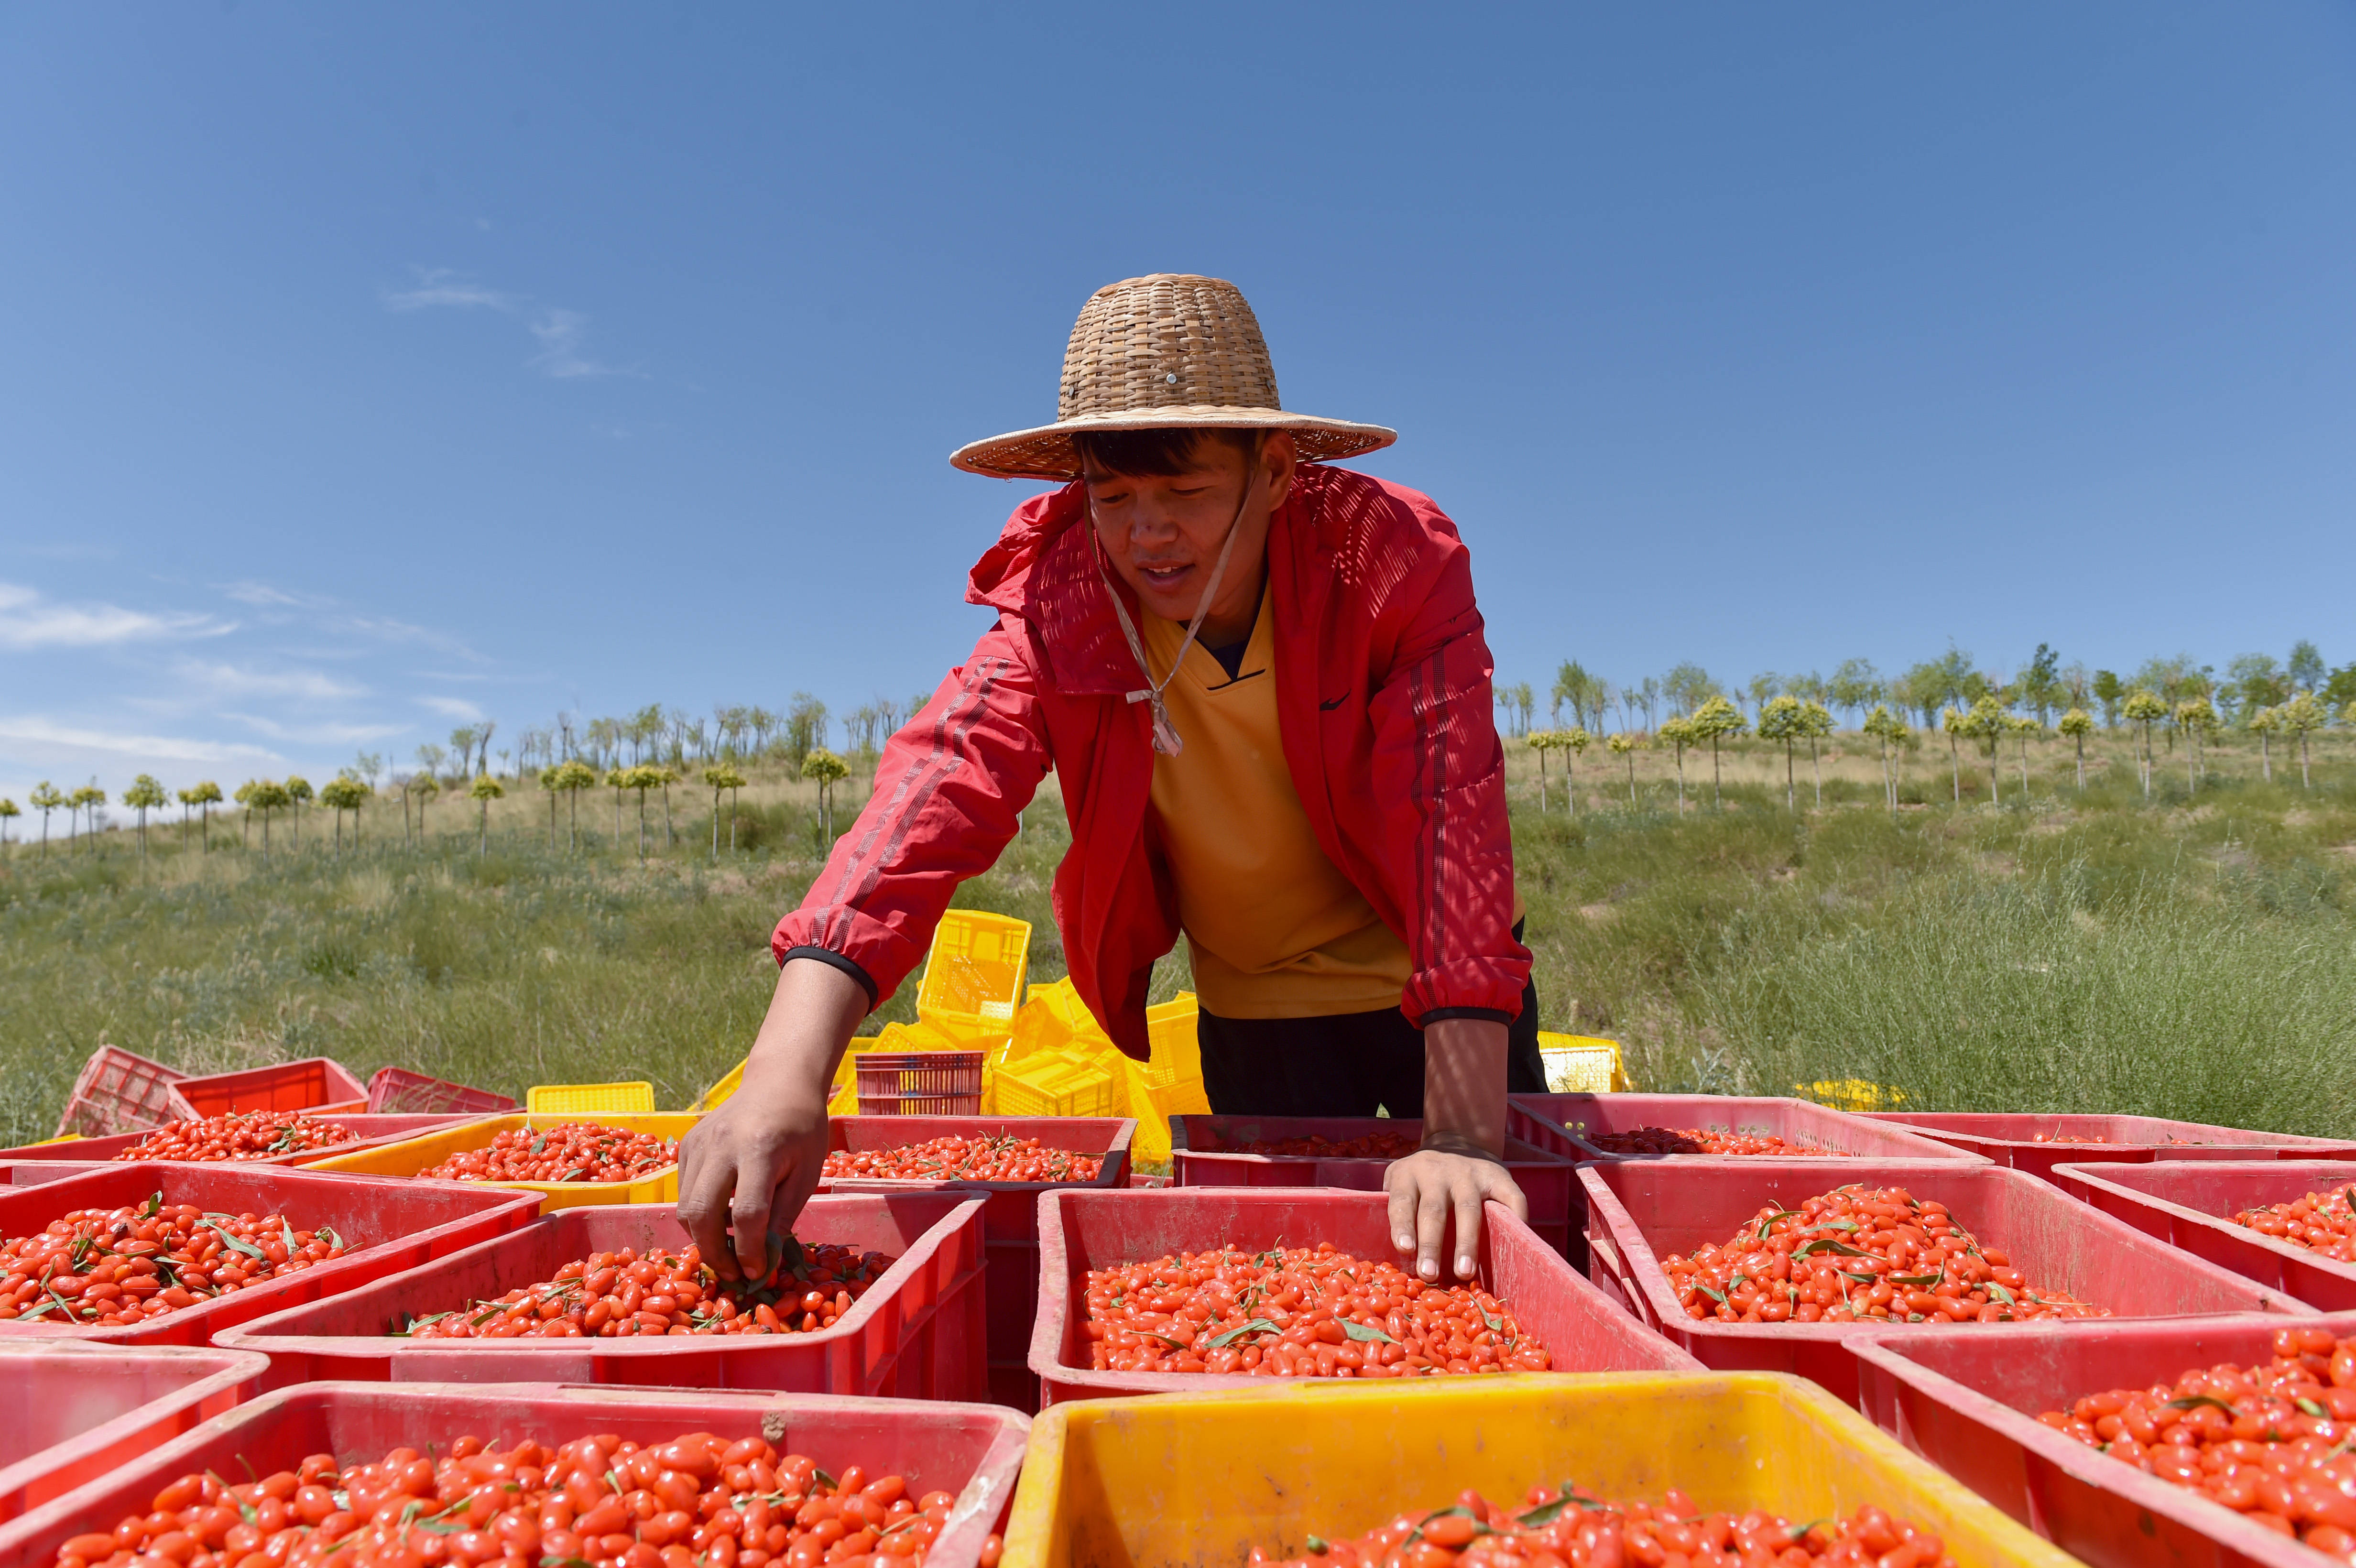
[1197,930,1546,1118]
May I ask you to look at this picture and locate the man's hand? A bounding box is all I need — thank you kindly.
[675,957,867,1283]
[1385,1144,1527,1281]
[1387,1015,1526,1280]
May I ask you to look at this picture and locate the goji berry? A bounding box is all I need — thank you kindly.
[1659,1184,2105,1325]
[1083,1240,1549,1378]
[114,1111,356,1162]
[2038,1324,2356,1561]
[822,1134,1103,1183]
[400,1239,894,1339]
[417,1123,678,1184]
[0,1195,349,1327]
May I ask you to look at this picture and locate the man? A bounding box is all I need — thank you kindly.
[679,273,1542,1290]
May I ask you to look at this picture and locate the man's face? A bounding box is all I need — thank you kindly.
[1083,431,1296,631]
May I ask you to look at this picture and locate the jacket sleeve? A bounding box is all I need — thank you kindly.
[772,617,1050,1005]
[1364,548,1530,1026]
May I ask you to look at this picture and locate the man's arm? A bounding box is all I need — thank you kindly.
[1363,541,1531,1279]
[676,622,1050,1280]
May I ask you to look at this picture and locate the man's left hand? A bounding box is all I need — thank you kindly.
[1385,1141,1527,1283]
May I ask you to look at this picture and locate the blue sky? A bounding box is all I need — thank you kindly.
[3,3,2352,802]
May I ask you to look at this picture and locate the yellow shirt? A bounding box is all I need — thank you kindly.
[1141,594,1413,1019]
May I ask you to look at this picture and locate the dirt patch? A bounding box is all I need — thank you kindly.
[1577,903,1618,923]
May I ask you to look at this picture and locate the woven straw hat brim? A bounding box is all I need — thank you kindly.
[950,407,1396,481]
[952,272,1397,481]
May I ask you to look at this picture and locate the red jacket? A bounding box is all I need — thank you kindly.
[773,462,1527,1061]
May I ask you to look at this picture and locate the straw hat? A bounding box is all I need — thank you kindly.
[950,273,1397,481]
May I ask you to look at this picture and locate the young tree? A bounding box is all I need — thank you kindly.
[1863,705,1908,815]
[1798,700,1834,806]
[0,797,17,850]
[1657,716,1696,811]
[1827,659,1881,726]
[1560,726,1591,816]
[2288,639,2326,693]
[1939,707,1967,805]
[619,765,660,859]
[1607,732,1641,807]
[25,783,61,857]
[1688,696,1746,810]
[2004,713,2040,797]
[182,780,222,851]
[607,766,629,844]
[1960,696,2006,806]
[2092,670,2125,729]
[2020,643,2062,723]
[1756,695,1806,811]
[2247,705,2279,784]
[284,775,313,851]
[122,774,167,857]
[2121,688,2168,799]
[1745,672,1781,721]
[784,694,829,773]
[1662,663,1716,718]
[70,784,106,851]
[319,775,370,853]
[1524,730,1562,812]
[2174,698,2217,794]
[2277,691,2327,790]
[469,773,504,856]
[654,765,680,847]
[445,728,477,780]
[412,773,440,841]
[547,759,599,852]
[243,779,291,861]
[703,763,748,856]
[803,748,850,842]
[2057,708,2094,789]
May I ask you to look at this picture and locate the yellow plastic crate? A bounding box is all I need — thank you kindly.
[526,1080,656,1115]
[27,1133,83,1147]
[1001,1373,2079,1568]
[916,909,1031,1047]
[1537,1031,1632,1093]
[1799,1078,1908,1112]
[1144,991,1206,1104]
[994,1046,1123,1120]
[301,1111,700,1213]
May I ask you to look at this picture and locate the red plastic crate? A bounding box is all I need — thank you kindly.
[0,1381,1028,1568]
[0,1341,266,1523]
[2048,1159,2356,1312]
[55,1046,186,1139]
[165,1056,369,1120]
[1853,1313,2356,1568]
[856,1051,985,1116]
[1861,1111,2356,1182]
[1028,1186,1703,1408]
[1580,1159,2312,1405]
[1173,1115,1580,1258]
[1511,1093,1980,1164]
[0,1114,480,1169]
[216,1192,990,1399]
[1,1163,106,1188]
[816,1116,1136,1413]
[0,1163,539,1347]
[365,1066,518,1116]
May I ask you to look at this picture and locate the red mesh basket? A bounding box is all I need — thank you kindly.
[856,1052,984,1116]
[364,1067,517,1117]
[56,1047,187,1139]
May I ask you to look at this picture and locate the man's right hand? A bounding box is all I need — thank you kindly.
[675,955,869,1283]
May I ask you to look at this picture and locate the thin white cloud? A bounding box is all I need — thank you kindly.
[219,713,405,745]
[0,582,226,649]
[173,658,369,702]
[219,581,318,608]
[384,268,516,312]
[529,309,621,379]
[0,717,279,765]
[416,695,486,721]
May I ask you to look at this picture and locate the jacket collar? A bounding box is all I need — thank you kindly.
[966,470,1339,698]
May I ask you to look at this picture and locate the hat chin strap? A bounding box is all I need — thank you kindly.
[1091,452,1259,759]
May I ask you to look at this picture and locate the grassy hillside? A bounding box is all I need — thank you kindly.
[0,727,2349,1147]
